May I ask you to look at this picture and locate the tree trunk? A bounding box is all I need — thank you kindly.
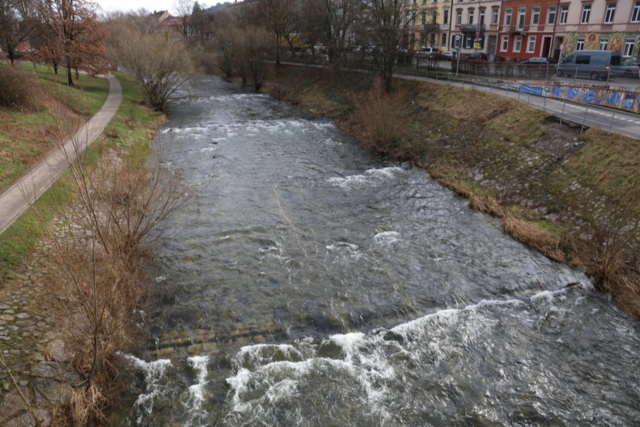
[67,66,74,87]
[75,67,80,79]
[8,50,15,66]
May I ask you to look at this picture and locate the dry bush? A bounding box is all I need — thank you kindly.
[109,25,194,110]
[0,65,41,110]
[233,26,274,91]
[354,78,409,153]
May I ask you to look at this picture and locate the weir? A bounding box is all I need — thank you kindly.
[112,77,640,426]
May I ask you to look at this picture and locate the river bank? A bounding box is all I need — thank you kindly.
[0,72,167,426]
[262,65,640,319]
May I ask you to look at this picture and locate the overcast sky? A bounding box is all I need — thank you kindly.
[98,0,222,14]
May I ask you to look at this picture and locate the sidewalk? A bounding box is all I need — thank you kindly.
[0,74,123,235]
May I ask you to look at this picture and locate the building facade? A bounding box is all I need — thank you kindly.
[450,0,502,59]
[409,0,454,51]
[555,0,640,62]
[496,0,559,61]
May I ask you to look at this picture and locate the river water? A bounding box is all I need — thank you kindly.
[115,77,640,426]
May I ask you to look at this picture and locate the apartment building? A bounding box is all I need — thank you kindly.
[408,0,454,51]
[555,0,640,61]
[449,0,502,59]
[496,0,559,61]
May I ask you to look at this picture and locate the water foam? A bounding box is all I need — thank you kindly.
[327,167,404,189]
[373,231,401,246]
[121,354,173,424]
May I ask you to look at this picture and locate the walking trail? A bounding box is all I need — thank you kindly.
[0,74,123,236]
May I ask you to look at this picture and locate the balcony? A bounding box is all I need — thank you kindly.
[459,23,485,33]
[422,23,440,32]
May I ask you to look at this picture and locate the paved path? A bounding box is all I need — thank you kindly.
[0,74,122,236]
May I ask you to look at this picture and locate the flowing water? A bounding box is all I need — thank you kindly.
[115,77,640,426]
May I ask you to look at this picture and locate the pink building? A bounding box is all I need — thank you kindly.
[555,0,640,61]
[450,0,503,60]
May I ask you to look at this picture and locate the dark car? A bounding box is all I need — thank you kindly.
[465,52,487,61]
[521,57,557,65]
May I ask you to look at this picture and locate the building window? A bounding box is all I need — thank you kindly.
[412,0,416,5]
[527,36,536,53]
[560,6,568,24]
[576,37,585,50]
[430,33,436,46]
[465,36,472,48]
[514,36,522,52]
[443,9,449,25]
[492,9,498,25]
[532,7,540,25]
[547,6,556,24]
[453,35,461,48]
[457,11,462,25]
[517,8,526,30]
[422,0,426,4]
[604,4,615,23]
[505,9,512,25]
[599,38,609,50]
[581,5,590,24]
[441,33,446,47]
[633,2,640,22]
[480,10,485,24]
[432,10,437,23]
[412,12,416,26]
[420,33,425,46]
[501,35,509,51]
[421,12,426,24]
[468,10,474,24]
[624,38,635,56]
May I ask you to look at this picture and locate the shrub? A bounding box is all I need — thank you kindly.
[0,65,39,110]
[354,78,409,154]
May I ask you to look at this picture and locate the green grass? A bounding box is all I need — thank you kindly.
[0,72,164,284]
[0,65,110,192]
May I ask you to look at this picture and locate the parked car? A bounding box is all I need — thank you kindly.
[464,52,488,61]
[615,58,640,78]
[440,51,456,61]
[416,47,439,58]
[556,50,621,80]
[314,43,326,53]
[521,57,557,65]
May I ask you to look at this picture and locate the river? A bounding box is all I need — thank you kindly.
[113,77,640,426]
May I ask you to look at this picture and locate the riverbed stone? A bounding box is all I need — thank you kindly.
[0,387,30,423]
[6,409,53,427]
[33,378,73,406]
[0,315,15,322]
[46,340,71,363]
[31,362,80,384]
[15,313,30,320]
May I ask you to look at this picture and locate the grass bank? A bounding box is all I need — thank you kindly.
[265,66,640,319]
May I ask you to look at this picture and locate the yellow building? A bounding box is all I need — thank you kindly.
[409,0,453,51]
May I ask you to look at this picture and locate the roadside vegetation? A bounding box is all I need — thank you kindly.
[262,65,640,319]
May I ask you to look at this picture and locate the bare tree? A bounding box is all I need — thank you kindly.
[0,0,38,65]
[109,22,194,110]
[323,0,360,63]
[234,25,273,90]
[36,0,109,86]
[256,0,296,64]
[296,0,326,57]
[358,0,409,92]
